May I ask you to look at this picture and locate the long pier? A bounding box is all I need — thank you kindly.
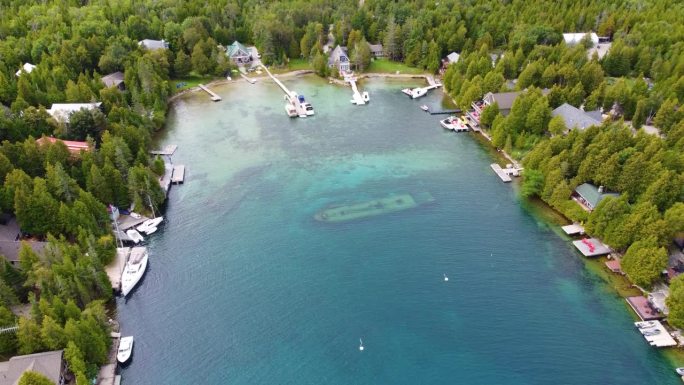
[240,73,256,84]
[198,84,222,101]
[260,65,310,117]
[348,77,367,105]
[490,163,512,182]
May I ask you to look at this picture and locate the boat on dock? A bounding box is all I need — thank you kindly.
[125,229,144,244]
[314,192,434,223]
[121,247,148,297]
[117,336,134,364]
[402,87,428,99]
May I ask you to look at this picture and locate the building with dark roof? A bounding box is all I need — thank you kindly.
[572,183,619,211]
[101,71,125,90]
[0,350,66,385]
[226,41,252,64]
[483,91,523,116]
[328,45,350,73]
[367,43,383,58]
[551,103,602,132]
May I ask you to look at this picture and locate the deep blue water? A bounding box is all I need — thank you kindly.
[119,77,676,384]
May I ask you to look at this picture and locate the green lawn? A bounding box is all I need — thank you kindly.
[171,74,215,92]
[288,58,312,71]
[366,58,425,74]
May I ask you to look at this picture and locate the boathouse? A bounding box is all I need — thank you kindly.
[226,41,252,64]
[572,183,619,211]
[0,350,67,385]
[101,71,125,90]
[15,63,37,77]
[368,43,384,58]
[46,102,102,124]
[482,91,522,116]
[138,39,169,50]
[328,45,350,73]
[626,296,663,321]
[551,103,602,133]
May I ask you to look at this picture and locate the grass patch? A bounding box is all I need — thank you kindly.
[366,58,425,74]
[288,58,312,71]
[171,74,214,92]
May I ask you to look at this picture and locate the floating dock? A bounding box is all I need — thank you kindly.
[198,84,222,101]
[149,144,177,156]
[171,165,185,184]
[490,163,512,182]
[315,192,434,223]
[425,108,461,115]
[562,224,585,236]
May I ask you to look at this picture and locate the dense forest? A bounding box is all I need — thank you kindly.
[0,0,683,381]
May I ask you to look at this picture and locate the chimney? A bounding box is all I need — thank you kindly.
[598,185,604,194]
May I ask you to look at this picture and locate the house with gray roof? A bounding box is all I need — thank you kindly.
[101,71,125,90]
[328,45,350,73]
[483,91,523,116]
[0,216,48,266]
[552,103,602,133]
[226,41,252,64]
[138,39,169,50]
[0,350,66,385]
[573,183,619,211]
[368,43,384,58]
[446,52,460,64]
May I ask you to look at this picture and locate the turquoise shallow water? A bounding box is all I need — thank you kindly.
[119,76,676,384]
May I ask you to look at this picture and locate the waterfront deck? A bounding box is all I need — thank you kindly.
[562,224,585,235]
[149,144,177,156]
[116,214,149,231]
[105,248,129,292]
[627,296,664,321]
[171,165,185,184]
[198,84,222,101]
[572,238,611,257]
[490,163,512,182]
[98,331,122,385]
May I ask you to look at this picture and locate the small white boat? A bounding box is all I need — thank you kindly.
[444,274,449,282]
[303,103,315,116]
[130,212,142,219]
[410,88,427,99]
[137,217,163,234]
[362,92,370,103]
[420,105,429,112]
[440,116,459,130]
[635,321,657,329]
[359,338,364,351]
[117,336,134,364]
[676,367,684,376]
[121,248,148,296]
[125,229,144,244]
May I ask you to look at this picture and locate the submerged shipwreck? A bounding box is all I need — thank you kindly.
[314,192,435,223]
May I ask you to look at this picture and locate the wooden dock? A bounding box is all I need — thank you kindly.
[240,73,257,84]
[490,163,512,182]
[149,144,177,156]
[426,108,461,115]
[198,84,222,101]
[105,248,129,292]
[171,165,185,184]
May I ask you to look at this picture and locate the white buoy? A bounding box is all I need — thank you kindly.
[444,274,449,282]
[359,338,364,351]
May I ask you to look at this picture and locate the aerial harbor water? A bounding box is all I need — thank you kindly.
[118,76,677,384]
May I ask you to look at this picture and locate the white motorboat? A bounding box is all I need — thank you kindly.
[420,105,429,112]
[125,229,144,244]
[117,336,134,364]
[137,217,163,234]
[404,87,427,99]
[440,116,459,130]
[303,102,315,116]
[676,367,684,376]
[362,92,370,103]
[121,248,148,296]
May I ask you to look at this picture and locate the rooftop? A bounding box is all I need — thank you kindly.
[368,43,383,54]
[15,63,37,77]
[36,137,91,155]
[574,182,619,209]
[483,91,523,110]
[446,52,460,63]
[101,71,125,88]
[563,32,599,46]
[328,45,349,66]
[552,103,602,131]
[138,39,168,50]
[0,240,48,264]
[227,41,250,57]
[45,103,102,124]
[0,350,63,385]
[626,296,663,321]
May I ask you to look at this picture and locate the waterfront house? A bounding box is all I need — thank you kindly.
[15,63,37,77]
[226,41,252,65]
[36,136,92,156]
[368,43,384,58]
[572,183,619,211]
[46,103,102,124]
[101,71,125,90]
[328,45,350,73]
[562,32,599,46]
[440,52,460,73]
[0,350,67,385]
[138,39,169,50]
[551,103,603,133]
[0,216,46,266]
